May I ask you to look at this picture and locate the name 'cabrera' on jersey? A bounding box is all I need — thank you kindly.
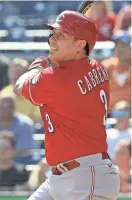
[22,57,109,166]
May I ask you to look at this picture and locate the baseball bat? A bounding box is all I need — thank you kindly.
[78,1,94,14]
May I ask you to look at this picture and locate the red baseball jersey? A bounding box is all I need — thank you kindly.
[22,58,109,165]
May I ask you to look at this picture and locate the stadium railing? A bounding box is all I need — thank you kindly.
[0,40,115,61]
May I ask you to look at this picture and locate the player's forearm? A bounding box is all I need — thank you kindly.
[14,68,41,96]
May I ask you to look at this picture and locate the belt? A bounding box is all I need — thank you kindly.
[52,152,110,175]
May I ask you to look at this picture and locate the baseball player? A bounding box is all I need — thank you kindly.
[14,10,120,200]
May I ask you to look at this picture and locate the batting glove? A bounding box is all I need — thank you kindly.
[28,56,49,71]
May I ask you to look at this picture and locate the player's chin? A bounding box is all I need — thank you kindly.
[49,55,61,65]
[49,53,54,60]
[49,50,56,57]
[49,52,58,61]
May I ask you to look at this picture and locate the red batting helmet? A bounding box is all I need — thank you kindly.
[44,10,97,52]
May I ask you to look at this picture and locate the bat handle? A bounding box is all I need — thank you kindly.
[78,1,93,14]
[78,1,85,12]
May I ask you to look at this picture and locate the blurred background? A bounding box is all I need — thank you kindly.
[0,0,131,199]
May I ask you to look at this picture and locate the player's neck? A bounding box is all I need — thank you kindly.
[50,52,88,65]
[51,56,88,65]
[74,54,88,61]
[64,52,88,63]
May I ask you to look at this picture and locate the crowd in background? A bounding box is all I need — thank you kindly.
[0,0,131,195]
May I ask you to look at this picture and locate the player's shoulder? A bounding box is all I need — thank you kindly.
[42,66,61,77]
[32,66,61,88]
[42,66,54,74]
[38,67,58,83]
[90,57,106,69]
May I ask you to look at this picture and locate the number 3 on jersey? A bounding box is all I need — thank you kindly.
[45,113,54,133]
[100,89,108,126]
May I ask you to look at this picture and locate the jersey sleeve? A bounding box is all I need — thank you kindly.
[22,67,56,105]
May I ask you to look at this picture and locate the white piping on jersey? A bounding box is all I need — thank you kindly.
[29,79,40,106]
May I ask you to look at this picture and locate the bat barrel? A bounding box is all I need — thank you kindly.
[78,1,93,13]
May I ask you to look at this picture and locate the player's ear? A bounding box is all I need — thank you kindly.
[76,40,87,51]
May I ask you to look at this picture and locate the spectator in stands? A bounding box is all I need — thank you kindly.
[0,1,18,18]
[0,57,41,122]
[0,55,10,90]
[112,0,131,14]
[5,27,31,42]
[0,131,29,190]
[102,30,131,109]
[114,140,131,193]
[106,101,131,159]
[86,1,116,41]
[28,157,51,191]
[0,96,41,164]
[113,5,131,33]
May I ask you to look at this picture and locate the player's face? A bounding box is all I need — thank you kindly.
[48,29,80,64]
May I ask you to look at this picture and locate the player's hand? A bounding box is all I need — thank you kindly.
[28,56,49,71]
